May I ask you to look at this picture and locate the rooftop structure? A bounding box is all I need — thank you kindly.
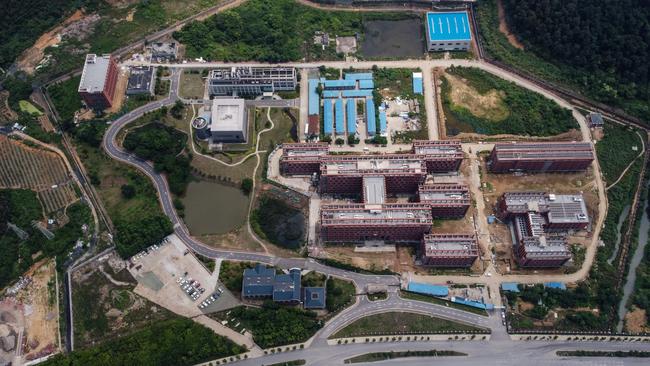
[418,183,470,218]
[341,90,373,98]
[322,90,340,98]
[425,11,472,52]
[208,67,296,97]
[322,79,357,90]
[78,54,118,110]
[420,234,478,267]
[335,98,345,135]
[210,98,247,143]
[344,73,373,80]
[279,142,329,175]
[379,111,387,135]
[359,79,374,89]
[489,142,595,173]
[308,79,320,115]
[324,99,333,135]
[148,42,177,61]
[303,287,326,309]
[407,282,449,297]
[363,176,386,207]
[587,112,604,128]
[498,192,589,230]
[366,98,376,136]
[347,99,357,134]
[413,72,423,95]
[320,203,432,242]
[126,66,155,96]
[242,264,301,303]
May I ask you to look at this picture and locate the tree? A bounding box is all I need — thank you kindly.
[335,137,344,145]
[120,184,136,199]
[170,100,185,119]
[240,178,253,195]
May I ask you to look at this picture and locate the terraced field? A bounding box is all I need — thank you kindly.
[0,135,77,213]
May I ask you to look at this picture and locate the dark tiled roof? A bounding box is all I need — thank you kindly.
[303,287,326,309]
[242,265,301,302]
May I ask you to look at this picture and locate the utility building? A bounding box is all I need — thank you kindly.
[418,183,470,218]
[420,234,479,267]
[210,98,247,143]
[208,67,296,96]
[78,54,119,110]
[320,203,432,242]
[412,140,464,172]
[425,11,472,52]
[489,142,595,173]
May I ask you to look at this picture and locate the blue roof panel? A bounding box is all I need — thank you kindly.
[308,79,320,115]
[407,282,449,297]
[366,98,376,136]
[544,282,567,290]
[413,76,423,95]
[335,99,344,134]
[426,12,471,42]
[344,72,373,80]
[379,111,387,134]
[346,99,357,134]
[342,90,373,98]
[303,287,326,309]
[359,79,374,89]
[451,296,494,310]
[322,79,357,89]
[322,90,340,98]
[323,99,333,135]
[501,283,520,292]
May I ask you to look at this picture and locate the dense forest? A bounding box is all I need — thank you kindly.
[0,189,91,287]
[42,318,244,366]
[500,0,650,120]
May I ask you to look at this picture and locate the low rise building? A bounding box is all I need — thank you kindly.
[242,264,301,303]
[78,54,119,110]
[587,112,604,128]
[126,66,155,96]
[303,287,326,309]
[420,234,479,267]
[425,11,472,52]
[208,67,297,97]
[210,98,247,143]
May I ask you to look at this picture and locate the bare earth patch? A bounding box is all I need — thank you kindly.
[497,0,525,50]
[445,73,509,121]
[625,307,649,334]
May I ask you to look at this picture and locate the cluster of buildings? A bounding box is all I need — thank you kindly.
[242,264,325,309]
[280,140,480,267]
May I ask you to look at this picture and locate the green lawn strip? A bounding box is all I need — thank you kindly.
[43,318,245,366]
[218,261,256,296]
[367,292,388,301]
[344,350,466,364]
[440,65,576,136]
[399,290,488,316]
[330,311,486,339]
[265,360,307,366]
[557,350,650,358]
[18,100,42,115]
[196,253,216,273]
[211,302,322,349]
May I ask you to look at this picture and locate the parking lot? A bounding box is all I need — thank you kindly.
[128,234,238,317]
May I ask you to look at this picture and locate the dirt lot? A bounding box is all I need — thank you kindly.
[0,259,60,364]
[479,155,599,274]
[445,72,509,122]
[625,307,650,334]
[496,0,525,50]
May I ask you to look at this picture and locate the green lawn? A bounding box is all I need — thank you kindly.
[330,311,486,339]
[344,350,466,364]
[18,100,42,115]
[399,290,488,316]
[326,277,356,314]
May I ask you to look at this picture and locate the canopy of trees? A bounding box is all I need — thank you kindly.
[114,205,172,258]
[42,318,244,366]
[502,0,650,120]
[250,196,305,249]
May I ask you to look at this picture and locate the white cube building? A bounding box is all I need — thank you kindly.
[210,98,247,143]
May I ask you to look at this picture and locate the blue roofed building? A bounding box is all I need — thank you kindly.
[308,79,320,116]
[322,90,340,98]
[366,98,376,136]
[303,287,326,309]
[344,73,373,81]
[501,282,520,293]
[379,111,387,135]
[341,90,373,98]
[425,11,472,52]
[407,282,449,297]
[346,99,357,134]
[412,72,423,95]
[544,282,567,290]
[242,264,302,303]
[451,296,494,310]
[322,79,357,90]
[359,79,374,89]
[324,99,333,135]
[335,99,345,135]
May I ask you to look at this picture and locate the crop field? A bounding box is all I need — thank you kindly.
[0,135,77,213]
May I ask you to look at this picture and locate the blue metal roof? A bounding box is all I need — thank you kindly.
[344,72,373,80]
[412,75,423,95]
[322,79,357,90]
[322,90,340,98]
[407,282,449,297]
[426,12,471,42]
[451,296,494,310]
[335,99,344,134]
[346,99,357,134]
[308,79,320,115]
[323,99,333,135]
[501,283,520,292]
[341,90,373,98]
[379,111,387,134]
[544,282,567,290]
[303,287,326,309]
[366,98,376,136]
[359,79,374,89]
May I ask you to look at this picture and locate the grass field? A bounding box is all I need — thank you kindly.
[330,312,486,338]
[179,71,206,99]
[19,100,42,115]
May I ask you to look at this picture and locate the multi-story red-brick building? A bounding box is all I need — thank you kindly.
[514,235,572,268]
[320,203,432,242]
[489,142,594,173]
[279,142,329,175]
[418,183,470,218]
[412,140,464,172]
[78,54,119,110]
[420,234,479,267]
[319,155,426,194]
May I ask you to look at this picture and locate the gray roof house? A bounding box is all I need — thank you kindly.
[242,264,301,303]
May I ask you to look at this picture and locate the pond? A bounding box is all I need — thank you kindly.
[361,18,425,58]
[181,180,249,235]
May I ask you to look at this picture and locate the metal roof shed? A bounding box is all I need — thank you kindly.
[412,72,423,95]
[335,99,344,135]
[323,99,333,135]
[346,99,357,134]
[308,79,320,115]
[379,111,387,135]
[344,72,373,80]
[366,98,376,136]
[407,282,449,297]
[359,79,374,89]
